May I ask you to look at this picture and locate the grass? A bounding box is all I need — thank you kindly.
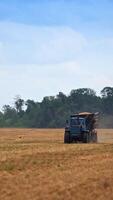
[0,129,113,200]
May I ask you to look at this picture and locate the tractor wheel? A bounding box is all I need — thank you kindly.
[88,132,91,143]
[83,132,89,143]
[64,131,70,143]
[84,132,91,143]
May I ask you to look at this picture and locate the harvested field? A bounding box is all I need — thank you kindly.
[0,128,113,200]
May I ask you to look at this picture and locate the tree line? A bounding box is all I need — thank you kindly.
[0,87,113,128]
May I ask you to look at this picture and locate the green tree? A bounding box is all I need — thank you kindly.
[14,96,24,115]
[2,105,17,127]
[101,87,113,114]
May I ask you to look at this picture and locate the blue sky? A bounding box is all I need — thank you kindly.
[0,0,113,109]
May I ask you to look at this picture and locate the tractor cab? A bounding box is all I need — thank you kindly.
[68,115,87,138]
[69,116,87,133]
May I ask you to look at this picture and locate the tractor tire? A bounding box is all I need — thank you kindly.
[88,132,91,143]
[64,131,70,143]
[83,132,89,143]
[84,132,92,143]
[83,131,97,143]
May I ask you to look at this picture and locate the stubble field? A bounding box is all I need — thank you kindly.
[0,128,113,200]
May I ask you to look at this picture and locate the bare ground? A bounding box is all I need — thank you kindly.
[0,129,113,200]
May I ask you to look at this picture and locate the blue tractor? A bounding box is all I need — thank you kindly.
[64,112,98,143]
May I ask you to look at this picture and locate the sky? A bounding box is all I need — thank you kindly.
[0,0,113,109]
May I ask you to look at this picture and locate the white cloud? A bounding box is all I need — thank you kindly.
[0,61,80,109]
[0,60,113,110]
[0,21,86,65]
[0,21,113,109]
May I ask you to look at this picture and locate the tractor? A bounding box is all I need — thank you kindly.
[64,112,98,143]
